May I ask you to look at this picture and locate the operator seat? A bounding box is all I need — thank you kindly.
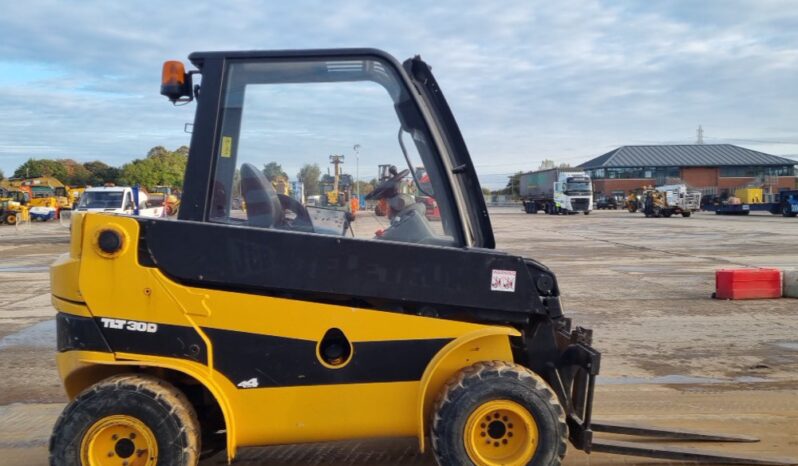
[240,163,284,228]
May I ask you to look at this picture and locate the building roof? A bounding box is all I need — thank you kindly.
[579,144,796,169]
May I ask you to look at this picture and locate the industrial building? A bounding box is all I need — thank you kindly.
[579,144,796,199]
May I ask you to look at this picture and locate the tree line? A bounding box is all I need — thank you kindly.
[2,146,189,188]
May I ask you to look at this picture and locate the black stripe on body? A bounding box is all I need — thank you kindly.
[204,327,451,388]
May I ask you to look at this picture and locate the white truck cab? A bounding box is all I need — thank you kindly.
[76,187,164,218]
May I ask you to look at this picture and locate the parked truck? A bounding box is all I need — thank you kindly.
[642,184,701,218]
[520,168,593,214]
[704,189,798,217]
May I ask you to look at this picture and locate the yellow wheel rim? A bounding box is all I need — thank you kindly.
[464,400,539,466]
[7,214,16,225]
[80,415,158,466]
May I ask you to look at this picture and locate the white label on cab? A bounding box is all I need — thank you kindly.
[491,269,517,292]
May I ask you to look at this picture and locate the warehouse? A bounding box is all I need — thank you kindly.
[579,144,797,199]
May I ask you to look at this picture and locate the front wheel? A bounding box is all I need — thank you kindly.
[431,361,567,466]
[784,205,797,217]
[49,374,200,466]
[3,213,17,225]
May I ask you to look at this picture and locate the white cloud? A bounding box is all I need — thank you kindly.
[0,0,796,187]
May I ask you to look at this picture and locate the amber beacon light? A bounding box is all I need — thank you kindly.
[160,60,193,103]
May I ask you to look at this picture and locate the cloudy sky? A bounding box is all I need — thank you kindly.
[1,0,797,188]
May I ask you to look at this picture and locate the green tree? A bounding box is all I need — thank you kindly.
[58,159,92,186]
[147,146,170,159]
[297,163,321,196]
[83,161,120,186]
[262,162,287,181]
[0,169,4,181]
[119,147,188,189]
[14,158,68,180]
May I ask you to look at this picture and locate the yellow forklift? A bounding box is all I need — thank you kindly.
[48,49,793,466]
[0,186,30,225]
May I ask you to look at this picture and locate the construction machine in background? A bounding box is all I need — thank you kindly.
[147,186,181,217]
[519,168,593,215]
[8,177,63,220]
[320,155,353,208]
[643,184,702,218]
[625,191,643,212]
[47,48,795,466]
[0,186,30,225]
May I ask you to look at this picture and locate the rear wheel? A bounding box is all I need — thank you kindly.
[784,205,797,217]
[682,211,692,217]
[431,361,567,466]
[50,374,200,466]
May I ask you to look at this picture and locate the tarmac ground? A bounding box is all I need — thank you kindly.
[0,208,796,465]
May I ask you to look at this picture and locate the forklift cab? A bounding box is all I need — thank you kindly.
[166,49,493,251]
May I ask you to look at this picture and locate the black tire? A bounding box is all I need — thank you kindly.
[784,205,797,218]
[3,212,17,225]
[583,211,590,215]
[50,374,200,466]
[431,361,567,466]
[682,211,692,217]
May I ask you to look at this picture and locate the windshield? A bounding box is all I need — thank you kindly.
[208,57,460,247]
[566,178,591,194]
[78,191,124,209]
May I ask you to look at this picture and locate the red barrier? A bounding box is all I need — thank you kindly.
[715,268,782,300]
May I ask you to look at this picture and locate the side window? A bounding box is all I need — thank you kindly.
[209,58,461,247]
[123,192,133,210]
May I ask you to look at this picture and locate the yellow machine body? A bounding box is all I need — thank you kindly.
[52,213,519,460]
[734,187,764,204]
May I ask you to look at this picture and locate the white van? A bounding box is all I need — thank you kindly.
[76,187,164,218]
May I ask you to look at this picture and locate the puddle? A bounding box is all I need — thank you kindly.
[774,341,798,351]
[0,265,49,273]
[598,374,770,385]
[0,320,55,350]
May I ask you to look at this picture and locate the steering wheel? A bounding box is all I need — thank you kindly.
[240,163,284,228]
[366,167,410,201]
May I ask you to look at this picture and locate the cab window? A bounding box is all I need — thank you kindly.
[209,58,461,247]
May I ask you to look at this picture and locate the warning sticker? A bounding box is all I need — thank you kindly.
[491,269,517,292]
[220,136,233,158]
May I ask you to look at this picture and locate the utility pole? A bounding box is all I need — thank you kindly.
[353,144,361,202]
[696,125,704,144]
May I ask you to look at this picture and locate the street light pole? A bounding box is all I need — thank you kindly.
[353,144,361,202]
